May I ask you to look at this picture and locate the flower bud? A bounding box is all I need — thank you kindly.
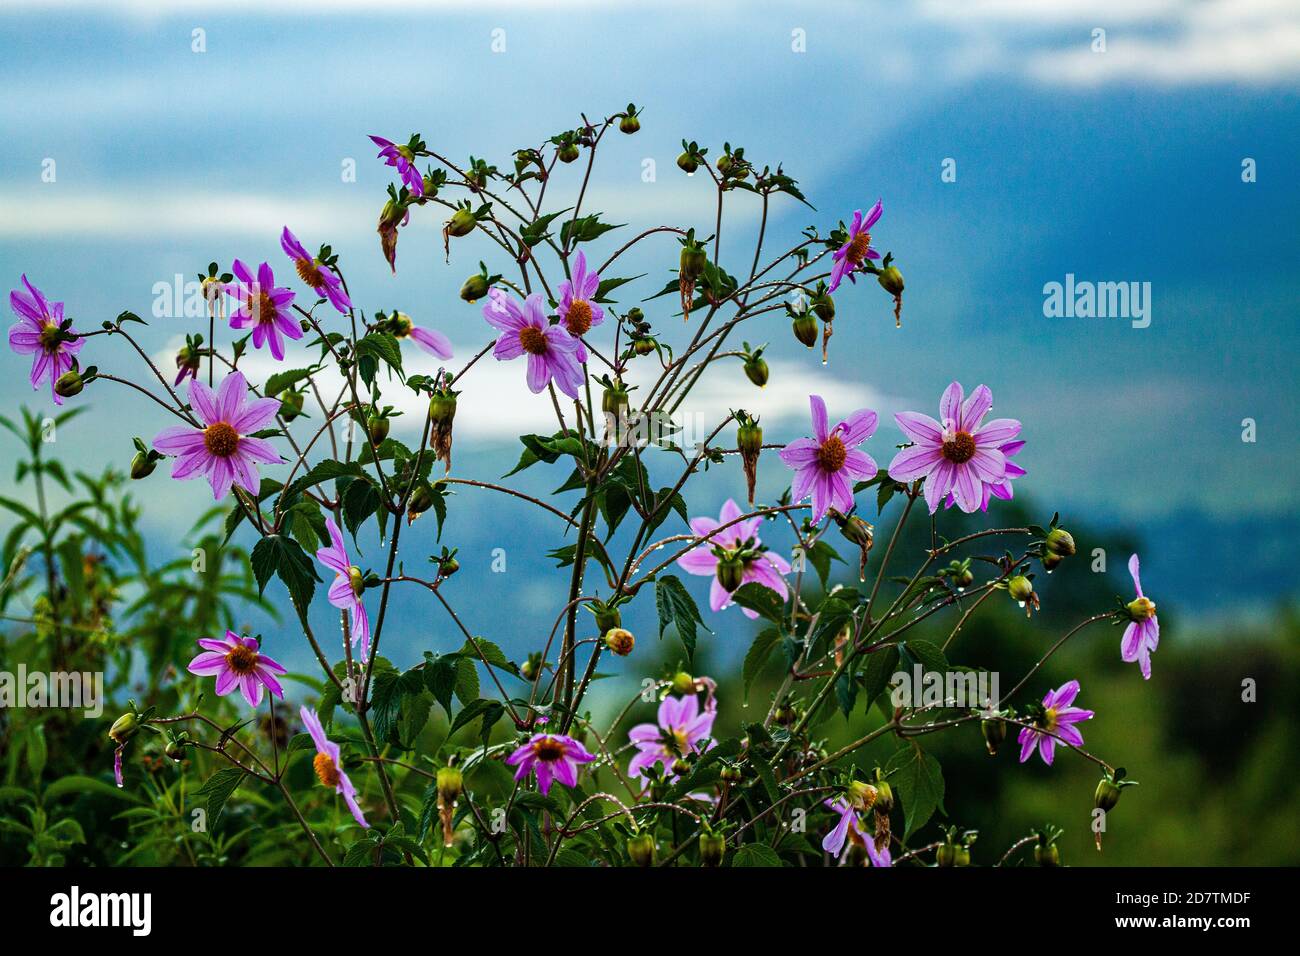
[670,671,695,696]
[671,757,691,777]
[601,379,630,417]
[877,265,904,297]
[1034,843,1060,867]
[981,717,1005,755]
[163,737,186,761]
[676,151,700,174]
[445,206,476,238]
[428,388,458,474]
[459,273,489,302]
[791,313,818,348]
[619,111,641,135]
[847,780,878,810]
[130,451,157,480]
[719,765,742,784]
[1094,777,1122,813]
[936,843,958,867]
[1045,528,1076,557]
[699,829,726,867]
[366,413,390,446]
[278,388,305,422]
[54,369,84,398]
[955,846,971,866]
[108,712,139,745]
[594,602,622,635]
[1126,596,1157,622]
[627,832,657,867]
[631,336,657,356]
[436,765,463,847]
[716,554,745,593]
[378,198,405,273]
[558,143,580,164]
[1041,551,1064,572]
[736,413,763,506]
[406,483,436,525]
[743,355,769,388]
[680,244,707,282]
[1008,575,1034,602]
[873,780,894,814]
[604,627,635,657]
[773,702,796,725]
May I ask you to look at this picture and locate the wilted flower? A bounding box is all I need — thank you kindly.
[822,798,891,866]
[386,310,452,360]
[828,201,882,293]
[482,288,583,399]
[281,227,351,314]
[1121,553,1159,679]
[505,733,595,795]
[152,371,283,500]
[368,135,424,198]
[556,250,605,361]
[9,275,84,406]
[627,691,717,779]
[301,707,368,828]
[225,260,300,361]
[316,517,371,663]
[888,381,1020,514]
[778,394,879,524]
[186,631,286,707]
[1018,680,1095,766]
[676,498,790,617]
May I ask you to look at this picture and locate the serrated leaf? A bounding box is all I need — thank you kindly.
[885,745,945,839]
[655,574,708,660]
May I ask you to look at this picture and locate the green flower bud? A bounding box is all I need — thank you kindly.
[604,627,635,657]
[680,244,707,282]
[366,414,390,445]
[54,369,84,398]
[109,712,139,745]
[594,602,622,635]
[459,273,489,302]
[601,379,630,417]
[632,336,657,356]
[955,846,971,866]
[877,265,904,297]
[278,388,305,422]
[619,114,640,135]
[812,292,835,323]
[743,354,769,388]
[627,832,657,867]
[1045,527,1076,557]
[130,451,157,480]
[699,829,726,867]
[1094,777,1122,813]
[873,780,894,814]
[677,151,700,174]
[773,702,796,725]
[936,843,958,867]
[1034,843,1060,867]
[1041,552,1064,572]
[670,671,695,696]
[981,717,1005,755]
[716,554,745,592]
[445,207,476,238]
[1008,575,1035,603]
[838,514,874,551]
[437,765,464,806]
[558,143,580,164]
[736,420,763,457]
[719,765,742,784]
[792,313,819,348]
[163,737,186,761]
[406,483,436,524]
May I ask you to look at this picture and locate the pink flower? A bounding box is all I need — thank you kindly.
[1017,680,1095,766]
[389,311,452,360]
[828,201,882,293]
[482,288,583,399]
[8,274,84,406]
[505,733,595,796]
[1121,554,1159,680]
[225,260,300,361]
[369,135,424,198]
[152,371,283,500]
[677,498,790,617]
[281,227,351,314]
[556,251,605,362]
[778,395,879,524]
[315,517,371,663]
[821,798,891,866]
[887,381,1020,515]
[186,630,287,707]
[943,438,1025,512]
[627,692,716,779]
[301,706,369,828]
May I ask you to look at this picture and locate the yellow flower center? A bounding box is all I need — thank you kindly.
[313,752,341,787]
[942,430,976,464]
[391,313,413,338]
[845,231,873,265]
[818,434,847,472]
[565,299,594,337]
[519,325,548,355]
[294,257,326,289]
[246,290,278,326]
[1042,707,1058,732]
[203,421,240,458]
[39,322,62,353]
[348,566,365,598]
[224,642,259,675]
[1130,596,1157,620]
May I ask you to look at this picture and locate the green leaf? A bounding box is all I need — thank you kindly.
[885,745,945,839]
[250,534,320,610]
[196,767,246,827]
[730,582,785,623]
[43,775,142,804]
[860,645,900,711]
[355,332,404,386]
[742,627,783,703]
[732,843,782,867]
[655,574,709,660]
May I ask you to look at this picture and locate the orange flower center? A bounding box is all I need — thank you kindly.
[519,325,548,355]
[942,431,976,464]
[845,231,873,265]
[203,421,240,458]
[39,322,62,354]
[294,258,326,289]
[818,434,847,472]
[565,299,594,337]
[532,737,567,761]
[224,642,259,675]
[313,752,341,787]
[246,290,278,325]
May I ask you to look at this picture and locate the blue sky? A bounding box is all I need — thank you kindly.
[1,0,1297,669]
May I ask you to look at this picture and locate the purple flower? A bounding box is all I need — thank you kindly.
[301,706,369,828]
[887,381,1020,515]
[822,798,892,866]
[8,275,84,406]
[281,227,351,314]
[482,288,583,399]
[369,135,424,198]
[152,371,283,500]
[186,630,287,707]
[1121,554,1159,680]
[556,251,605,362]
[316,516,371,663]
[505,733,595,796]
[225,260,300,361]
[113,746,124,788]
[676,498,791,617]
[627,692,717,779]
[390,311,453,360]
[1017,680,1095,766]
[944,438,1025,512]
[778,395,879,524]
[828,200,882,293]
